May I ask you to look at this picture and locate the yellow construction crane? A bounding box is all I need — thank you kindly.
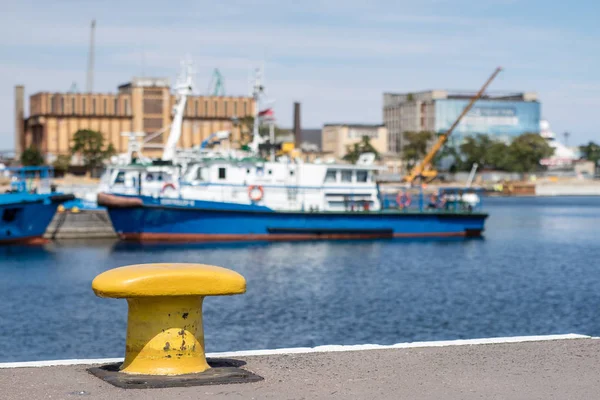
[403,66,503,184]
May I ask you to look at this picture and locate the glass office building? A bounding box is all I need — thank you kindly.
[383,90,541,153]
[435,99,541,147]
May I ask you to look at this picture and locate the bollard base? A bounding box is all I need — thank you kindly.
[87,358,263,389]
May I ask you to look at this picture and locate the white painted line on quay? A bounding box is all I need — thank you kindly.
[208,333,594,357]
[0,333,593,369]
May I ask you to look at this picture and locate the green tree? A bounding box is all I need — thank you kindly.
[579,141,600,164]
[53,154,71,174]
[342,136,381,164]
[402,131,434,169]
[433,145,464,172]
[505,133,554,173]
[70,129,116,172]
[20,146,44,166]
[459,134,497,169]
[487,141,511,170]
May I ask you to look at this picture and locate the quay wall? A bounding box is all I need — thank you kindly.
[535,182,600,196]
[44,210,117,239]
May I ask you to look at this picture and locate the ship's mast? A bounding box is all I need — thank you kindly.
[248,68,265,154]
[163,60,194,161]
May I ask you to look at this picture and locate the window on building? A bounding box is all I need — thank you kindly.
[114,98,118,115]
[341,170,353,183]
[218,167,226,180]
[92,99,96,114]
[243,102,247,115]
[82,98,87,115]
[104,99,107,114]
[195,101,198,116]
[224,101,228,116]
[204,100,208,116]
[60,97,65,114]
[49,95,56,113]
[214,101,218,116]
[124,99,130,114]
[356,170,368,183]
[324,170,337,183]
[234,102,238,116]
[71,98,76,115]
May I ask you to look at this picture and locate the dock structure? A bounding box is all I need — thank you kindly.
[1,334,599,399]
[44,209,116,239]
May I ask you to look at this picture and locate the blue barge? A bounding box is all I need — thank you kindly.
[0,167,74,244]
[98,189,488,242]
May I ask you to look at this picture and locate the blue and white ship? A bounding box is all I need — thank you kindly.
[96,64,487,242]
[99,186,486,242]
[0,166,74,244]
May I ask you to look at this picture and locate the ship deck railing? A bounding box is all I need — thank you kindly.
[380,187,484,213]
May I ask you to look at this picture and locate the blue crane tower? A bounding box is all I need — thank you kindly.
[207,69,225,96]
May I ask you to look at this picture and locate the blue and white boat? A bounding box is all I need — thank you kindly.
[0,166,74,244]
[96,65,487,242]
[97,160,487,243]
[98,188,486,242]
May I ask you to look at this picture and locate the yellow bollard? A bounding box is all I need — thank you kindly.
[92,263,246,376]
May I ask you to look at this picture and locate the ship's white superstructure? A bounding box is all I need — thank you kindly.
[179,158,384,212]
[88,60,386,211]
[539,120,579,167]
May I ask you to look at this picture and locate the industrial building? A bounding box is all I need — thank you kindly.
[322,124,388,160]
[14,78,255,161]
[383,90,541,153]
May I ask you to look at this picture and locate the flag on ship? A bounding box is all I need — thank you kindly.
[258,108,274,120]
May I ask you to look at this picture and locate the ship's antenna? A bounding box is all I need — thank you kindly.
[248,67,266,154]
[86,19,96,93]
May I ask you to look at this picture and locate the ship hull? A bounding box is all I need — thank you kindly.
[100,193,488,242]
[0,193,74,244]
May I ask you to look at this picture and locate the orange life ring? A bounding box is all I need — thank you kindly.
[396,192,411,208]
[248,185,264,202]
[161,182,176,195]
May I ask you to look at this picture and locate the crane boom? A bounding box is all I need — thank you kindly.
[403,66,503,184]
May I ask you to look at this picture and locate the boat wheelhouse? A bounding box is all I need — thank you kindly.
[178,156,385,212]
[0,166,74,244]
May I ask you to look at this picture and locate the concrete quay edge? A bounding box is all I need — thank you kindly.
[0,333,591,369]
[2,334,600,400]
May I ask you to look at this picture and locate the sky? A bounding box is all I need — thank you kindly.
[1,0,599,150]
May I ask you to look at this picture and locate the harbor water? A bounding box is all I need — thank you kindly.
[1,196,600,362]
